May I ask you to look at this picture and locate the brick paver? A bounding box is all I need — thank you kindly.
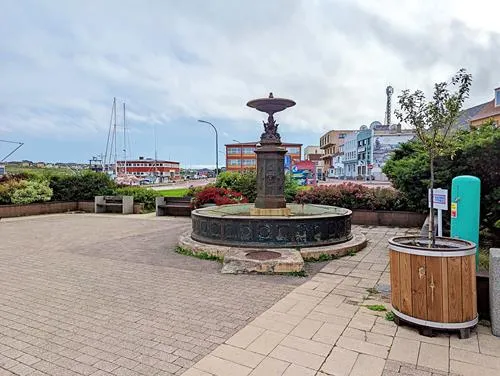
[185,226,500,376]
[0,214,310,375]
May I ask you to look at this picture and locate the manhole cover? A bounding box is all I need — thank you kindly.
[245,250,281,261]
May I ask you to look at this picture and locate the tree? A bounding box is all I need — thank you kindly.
[395,69,472,246]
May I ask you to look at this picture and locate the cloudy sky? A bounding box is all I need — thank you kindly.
[1,0,499,167]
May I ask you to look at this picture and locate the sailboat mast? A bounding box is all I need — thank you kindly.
[123,102,127,175]
[113,99,118,176]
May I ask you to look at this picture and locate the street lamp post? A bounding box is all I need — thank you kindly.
[233,139,243,173]
[198,120,219,177]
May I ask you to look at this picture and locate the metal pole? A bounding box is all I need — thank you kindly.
[198,120,219,177]
[437,209,443,237]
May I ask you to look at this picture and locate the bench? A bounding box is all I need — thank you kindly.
[95,195,134,214]
[156,197,192,217]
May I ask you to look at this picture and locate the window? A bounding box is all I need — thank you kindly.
[287,147,300,154]
[227,147,241,154]
[242,147,255,154]
[242,159,256,166]
[496,89,500,107]
[228,159,241,166]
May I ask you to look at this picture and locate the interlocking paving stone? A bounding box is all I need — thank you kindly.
[0,214,304,375]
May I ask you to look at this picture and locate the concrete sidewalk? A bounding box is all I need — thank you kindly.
[184,226,500,376]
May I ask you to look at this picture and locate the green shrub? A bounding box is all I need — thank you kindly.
[9,180,53,204]
[215,170,298,203]
[294,182,410,211]
[114,186,157,211]
[0,179,26,204]
[383,124,500,245]
[50,171,116,201]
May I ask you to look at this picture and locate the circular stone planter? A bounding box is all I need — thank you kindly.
[191,203,352,248]
[388,236,477,338]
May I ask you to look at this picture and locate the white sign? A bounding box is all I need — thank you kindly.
[428,188,448,211]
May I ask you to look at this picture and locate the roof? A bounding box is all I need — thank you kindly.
[454,102,490,131]
[470,99,500,122]
[117,160,179,164]
[225,142,302,147]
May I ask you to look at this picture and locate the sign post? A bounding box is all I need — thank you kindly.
[429,188,448,237]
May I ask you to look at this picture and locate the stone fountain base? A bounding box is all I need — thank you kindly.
[177,231,367,275]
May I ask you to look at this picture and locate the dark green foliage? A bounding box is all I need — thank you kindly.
[114,186,157,211]
[383,124,500,245]
[49,171,116,201]
[215,170,298,203]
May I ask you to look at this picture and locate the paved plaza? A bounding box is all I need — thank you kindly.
[0,214,499,376]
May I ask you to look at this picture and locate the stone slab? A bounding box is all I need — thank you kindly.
[490,248,500,337]
[300,234,367,261]
[221,248,304,274]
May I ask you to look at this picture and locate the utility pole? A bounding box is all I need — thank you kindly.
[198,120,219,177]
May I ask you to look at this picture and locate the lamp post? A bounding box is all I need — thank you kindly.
[198,120,219,177]
[233,139,243,173]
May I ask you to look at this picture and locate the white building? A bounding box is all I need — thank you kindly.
[342,132,358,178]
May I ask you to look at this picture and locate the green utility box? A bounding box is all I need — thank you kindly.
[451,175,481,267]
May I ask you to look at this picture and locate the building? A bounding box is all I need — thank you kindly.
[304,146,324,180]
[319,130,356,175]
[116,157,180,181]
[470,87,500,128]
[342,132,358,178]
[331,144,344,178]
[357,127,373,177]
[370,122,415,180]
[225,142,302,172]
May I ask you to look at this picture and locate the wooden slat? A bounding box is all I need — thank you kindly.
[411,254,427,320]
[448,257,463,323]
[461,255,476,321]
[441,258,449,322]
[426,256,443,323]
[399,252,413,315]
[390,251,401,310]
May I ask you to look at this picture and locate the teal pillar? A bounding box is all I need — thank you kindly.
[451,175,481,268]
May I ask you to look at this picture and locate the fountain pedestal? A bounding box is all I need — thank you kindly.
[247,93,295,216]
[251,143,290,215]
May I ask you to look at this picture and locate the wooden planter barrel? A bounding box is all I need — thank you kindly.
[389,236,477,338]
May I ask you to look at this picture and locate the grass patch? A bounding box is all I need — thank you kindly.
[385,311,395,321]
[175,246,223,263]
[157,188,190,197]
[305,253,339,262]
[478,248,489,272]
[364,304,387,312]
[283,270,308,277]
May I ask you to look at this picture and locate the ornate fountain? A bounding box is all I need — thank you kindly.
[181,93,363,274]
[247,93,295,215]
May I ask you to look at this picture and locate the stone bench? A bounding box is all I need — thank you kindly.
[95,195,134,214]
[156,197,192,217]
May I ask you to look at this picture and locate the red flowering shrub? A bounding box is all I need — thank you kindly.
[295,182,411,211]
[192,187,248,208]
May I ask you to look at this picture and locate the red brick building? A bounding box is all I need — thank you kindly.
[116,157,180,180]
[225,142,302,172]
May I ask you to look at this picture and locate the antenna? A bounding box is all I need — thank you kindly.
[385,86,394,126]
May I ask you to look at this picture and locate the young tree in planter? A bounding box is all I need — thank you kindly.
[395,69,472,246]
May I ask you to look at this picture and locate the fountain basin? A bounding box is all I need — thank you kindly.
[191,203,352,248]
